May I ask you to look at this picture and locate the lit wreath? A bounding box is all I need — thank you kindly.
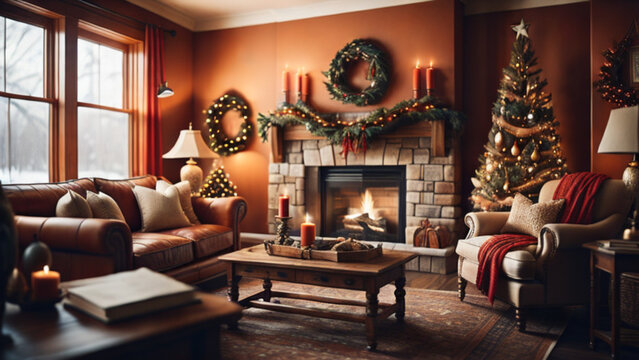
[594,22,639,107]
[323,39,391,106]
[205,94,253,156]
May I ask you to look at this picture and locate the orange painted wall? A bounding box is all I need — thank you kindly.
[193,0,462,233]
[462,3,591,211]
[590,0,639,178]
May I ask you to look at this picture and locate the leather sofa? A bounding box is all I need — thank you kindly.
[5,175,247,284]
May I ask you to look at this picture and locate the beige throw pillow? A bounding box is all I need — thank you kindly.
[156,180,200,224]
[501,193,565,237]
[87,191,125,221]
[132,185,191,232]
[56,190,92,218]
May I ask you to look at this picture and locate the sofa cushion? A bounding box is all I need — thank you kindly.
[86,191,125,221]
[4,178,96,217]
[161,224,233,259]
[132,232,194,271]
[95,176,156,232]
[133,185,191,232]
[456,235,537,280]
[55,190,92,218]
[156,180,200,225]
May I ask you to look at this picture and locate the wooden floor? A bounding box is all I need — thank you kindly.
[405,271,634,360]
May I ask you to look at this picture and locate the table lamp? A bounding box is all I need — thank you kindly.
[163,123,219,193]
[598,105,639,240]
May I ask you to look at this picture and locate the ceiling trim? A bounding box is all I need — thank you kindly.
[127,0,196,30]
[463,0,589,16]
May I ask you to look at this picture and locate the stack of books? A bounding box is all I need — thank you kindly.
[597,240,639,250]
[61,268,198,323]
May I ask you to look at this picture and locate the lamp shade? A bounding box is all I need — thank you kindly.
[598,105,639,154]
[163,128,218,159]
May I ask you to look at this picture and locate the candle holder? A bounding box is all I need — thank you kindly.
[426,88,433,96]
[297,91,302,104]
[413,89,421,99]
[281,90,289,106]
[274,216,294,246]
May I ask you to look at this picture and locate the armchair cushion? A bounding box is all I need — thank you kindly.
[500,193,565,237]
[456,235,537,280]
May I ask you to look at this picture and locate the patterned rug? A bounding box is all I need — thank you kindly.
[217,282,564,360]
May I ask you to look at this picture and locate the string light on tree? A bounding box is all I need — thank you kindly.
[199,165,238,198]
[470,19,567,211]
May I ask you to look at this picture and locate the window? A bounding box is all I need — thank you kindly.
[0,15,52,184]
[77,36,130,179]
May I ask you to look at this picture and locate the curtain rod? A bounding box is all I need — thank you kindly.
[75,0,176,37]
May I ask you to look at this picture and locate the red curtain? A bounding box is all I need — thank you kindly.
[143,25,163,176]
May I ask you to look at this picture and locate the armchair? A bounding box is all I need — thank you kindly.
[456,179,631,330]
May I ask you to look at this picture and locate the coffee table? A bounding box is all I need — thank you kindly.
[2,292,241,360]
[218,245,416,350]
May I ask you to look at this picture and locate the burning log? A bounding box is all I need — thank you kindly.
[342,213,387,233]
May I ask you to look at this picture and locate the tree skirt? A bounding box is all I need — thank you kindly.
[217,282,565,360]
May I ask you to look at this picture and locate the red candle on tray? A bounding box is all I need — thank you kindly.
[278,194,289,217]
[300,214,315,247]
[412,60,421,93]
[31,265,60,302]
[426,61,433,91]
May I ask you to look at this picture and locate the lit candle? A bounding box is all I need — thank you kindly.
[31,265,60,302]
[278,194,289,217]
[300,213,315,247]
[412,60,421,94]
[301,67,309,102]
[282,64,289,92]
[426,61,433,91]
[296,68,302,95]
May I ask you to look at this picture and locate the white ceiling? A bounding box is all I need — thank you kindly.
[126,0,589,32]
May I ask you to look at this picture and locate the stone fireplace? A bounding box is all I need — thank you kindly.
[267,122,464,246]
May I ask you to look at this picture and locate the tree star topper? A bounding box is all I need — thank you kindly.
[512,18,529,39]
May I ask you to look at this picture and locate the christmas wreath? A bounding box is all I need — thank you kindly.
[206,94,253,156]
[594,20,639,107]
[323,39,391,106]
[258,95,465,157]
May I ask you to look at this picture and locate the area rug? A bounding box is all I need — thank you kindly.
[218,282,564,360]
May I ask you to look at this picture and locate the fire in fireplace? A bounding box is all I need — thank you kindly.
[319,166,406,243]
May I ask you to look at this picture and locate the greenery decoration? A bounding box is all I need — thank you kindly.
[323,39,391,106]
[470,19,567,211]
[205,94,253,156]
[200,165,237,198]
[258,96,465,157]
[594,20,639,107]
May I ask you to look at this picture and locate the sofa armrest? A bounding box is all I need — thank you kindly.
[464,211,510,238]
[192,196,247,250]
[15,215,133,271]
[538,213,625,258]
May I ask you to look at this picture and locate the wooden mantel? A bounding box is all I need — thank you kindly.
[269,120,445,163]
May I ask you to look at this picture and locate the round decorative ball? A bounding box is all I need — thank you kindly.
[22,240,52,278]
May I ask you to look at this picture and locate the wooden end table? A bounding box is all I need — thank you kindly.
[583,241,639,359]
[2,292,242,360]
[218,245,416,351]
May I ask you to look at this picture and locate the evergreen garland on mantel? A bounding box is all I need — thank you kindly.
[258,95,465,156]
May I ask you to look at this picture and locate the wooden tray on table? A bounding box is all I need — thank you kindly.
[264,242,382,262]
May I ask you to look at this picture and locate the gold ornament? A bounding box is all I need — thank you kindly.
[486,162,494,173]
[528,166,534,173]
[503,178,510,192]
[494,131,503,148]
[531,147,541,162]
[510,142,521,156]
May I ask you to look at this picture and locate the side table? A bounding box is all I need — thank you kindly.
[583,241,639,359]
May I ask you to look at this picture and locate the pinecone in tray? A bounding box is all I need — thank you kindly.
[329,237,375,252]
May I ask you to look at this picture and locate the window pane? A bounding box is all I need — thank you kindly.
[5,18,44,97]
[0,17,5,92]
[77,39,99,104]
[2,99,49,183]
[0,97,8,182]
[77,107,128,179]
[100,45,123,108]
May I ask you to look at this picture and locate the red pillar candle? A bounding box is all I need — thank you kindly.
[301,68,309,102]
[412,60,421,93]
[278,195,289,217]
[426,61,433,90]
[300,214,315,247]
[31,265,60,302]
[281,65,289,92]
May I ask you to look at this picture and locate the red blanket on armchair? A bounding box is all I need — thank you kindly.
[476,172,608,304]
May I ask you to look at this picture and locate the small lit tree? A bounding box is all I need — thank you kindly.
[200,166,237,198]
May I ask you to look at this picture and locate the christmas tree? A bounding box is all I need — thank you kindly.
[470,19,567,211]
[200,165,238,198]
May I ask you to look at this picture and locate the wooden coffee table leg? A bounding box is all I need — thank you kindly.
[365,288,379,351]
[226,264,240,330]
[394,275,406,322]
[263,278,272,302]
